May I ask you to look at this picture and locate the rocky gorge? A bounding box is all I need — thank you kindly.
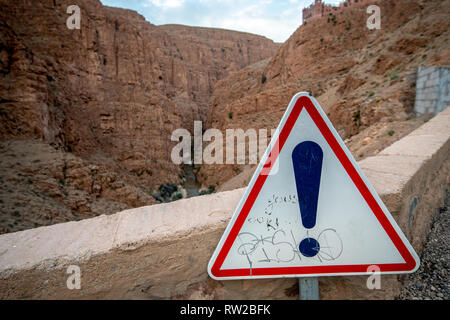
[0,0,449,234]
[0,0,278,233]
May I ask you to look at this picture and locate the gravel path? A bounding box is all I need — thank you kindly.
[399,191,449,300]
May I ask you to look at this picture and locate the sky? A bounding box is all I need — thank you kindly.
[100,0,342,43]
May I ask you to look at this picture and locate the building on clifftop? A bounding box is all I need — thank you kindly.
[302,0,368,23]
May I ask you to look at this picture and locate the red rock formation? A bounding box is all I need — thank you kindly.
[199,0,450,189]
[0,0,278,187]
[0,0,278,233]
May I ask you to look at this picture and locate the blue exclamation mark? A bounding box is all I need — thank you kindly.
[292,141,323,258]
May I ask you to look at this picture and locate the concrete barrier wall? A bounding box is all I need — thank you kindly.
[414,66,450,115]
[0,108,449,300]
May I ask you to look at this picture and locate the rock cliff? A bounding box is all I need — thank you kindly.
[0,0,277,233]
[198,0,450,189]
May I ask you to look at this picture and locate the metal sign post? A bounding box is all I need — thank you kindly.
[299,277,319,300]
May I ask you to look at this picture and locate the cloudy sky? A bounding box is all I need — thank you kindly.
[100,0,342,43]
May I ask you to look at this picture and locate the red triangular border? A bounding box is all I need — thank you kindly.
[210,95,417,278]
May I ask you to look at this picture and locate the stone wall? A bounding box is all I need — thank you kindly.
[414,66,450,115]
[0,108,449,300]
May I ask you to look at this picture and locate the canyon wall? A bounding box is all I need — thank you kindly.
[0,0,278,233]
[198,0,450,189]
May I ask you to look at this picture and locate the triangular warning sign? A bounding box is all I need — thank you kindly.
[208,93,419,280]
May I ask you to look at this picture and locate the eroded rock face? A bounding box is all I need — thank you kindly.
[199,0,450,188]
[0,139,154,234]
[0,0,278,233]
[0,0,277,186]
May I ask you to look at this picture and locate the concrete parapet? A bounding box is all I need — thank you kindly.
[0,109,449,300]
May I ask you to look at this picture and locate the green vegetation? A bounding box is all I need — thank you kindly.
[330,14,337,26]
[152,183,188,203]
[390,74,399,80]
[171,192,183,201]
[261,75,267,84]
[388,130,395,136]
[345,21,351,30]
[158,183,178,200]
[199,185,216,196]
[352,110,361,123]
[228,111,233,119]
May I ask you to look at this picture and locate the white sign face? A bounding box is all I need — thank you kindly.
[208,93,420,280]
